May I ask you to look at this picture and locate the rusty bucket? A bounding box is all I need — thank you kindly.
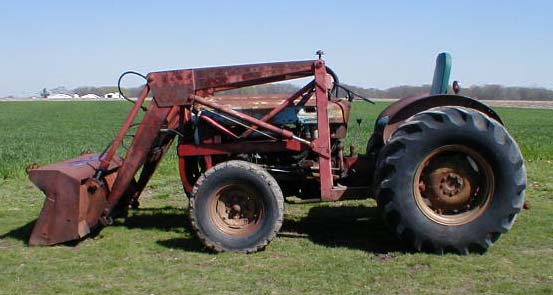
[27,153,121,246]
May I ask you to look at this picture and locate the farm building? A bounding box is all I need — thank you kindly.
[81,94,101,99]
[47,93,73,99]
[104,92,122,99]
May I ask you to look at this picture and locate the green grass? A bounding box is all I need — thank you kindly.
[1,101,552,294]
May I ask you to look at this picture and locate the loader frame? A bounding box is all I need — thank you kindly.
[98,59,362,221]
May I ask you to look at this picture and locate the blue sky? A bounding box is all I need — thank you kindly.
[1,1,552,97]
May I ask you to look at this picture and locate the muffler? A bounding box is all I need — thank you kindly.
[27,153,121,246]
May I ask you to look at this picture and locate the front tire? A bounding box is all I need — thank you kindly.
[375,107,526,254]
[190,160,284,253]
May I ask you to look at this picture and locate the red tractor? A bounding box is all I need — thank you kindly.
[28,52,526,254]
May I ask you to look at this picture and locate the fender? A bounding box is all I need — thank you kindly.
[371,94,503,146]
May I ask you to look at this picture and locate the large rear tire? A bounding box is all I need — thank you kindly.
[374,107,526,254]
[189,160,284,253]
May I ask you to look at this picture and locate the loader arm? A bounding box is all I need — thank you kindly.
[101,60,318,218]
[28,60,324,246]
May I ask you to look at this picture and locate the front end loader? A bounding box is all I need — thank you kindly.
[27,52,526,254]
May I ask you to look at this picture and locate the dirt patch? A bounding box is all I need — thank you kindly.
[0,238,13,249]
[374,253,396,263]
[409,263,431,273]
[480,100,553,110]
[372,98,553,109]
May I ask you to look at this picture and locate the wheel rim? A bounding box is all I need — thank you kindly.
[208,183,265,237]
[413,144,495,226]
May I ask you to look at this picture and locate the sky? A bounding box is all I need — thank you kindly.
[0,1,552,97]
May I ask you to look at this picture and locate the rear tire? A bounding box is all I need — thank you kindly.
[375,107,526,254]
[189,160,284,253]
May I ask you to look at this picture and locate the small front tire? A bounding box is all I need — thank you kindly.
[189,160,284,253]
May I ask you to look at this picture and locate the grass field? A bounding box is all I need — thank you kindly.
[0,101,552,294]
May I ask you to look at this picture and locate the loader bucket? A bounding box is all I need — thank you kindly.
[27,153,122,246]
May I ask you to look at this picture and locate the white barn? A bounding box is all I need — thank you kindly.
[104,92,122,99]
[47,93,73,99]
[81,94,101,99]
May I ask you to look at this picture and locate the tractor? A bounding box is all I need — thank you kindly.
[27,52,526,254]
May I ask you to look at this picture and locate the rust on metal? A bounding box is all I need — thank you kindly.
[191,95,306,145]
[208,184,265,237]
[239,81,315,138]
[203,93,347,124]
[98,86,150,172]
[413,145,495,226]
[178,140,305,156]
[104,103,174,216]
[148,61,316,107]
[200,114,239,139]
[377,94,504,143]
[28,153,121,246]
[311,60,334,200]
[27,57,369,246]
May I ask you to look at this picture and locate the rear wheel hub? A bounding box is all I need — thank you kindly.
[414,145,495,225]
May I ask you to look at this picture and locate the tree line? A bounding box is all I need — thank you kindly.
[334,84,553,101]
[224,83,553,100]
[42,83,553,101]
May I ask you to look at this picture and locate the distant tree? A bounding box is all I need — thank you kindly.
[40,88,49,98]
[73,86,100,96]
[72,86,143,97]
[46,82,553,101]
[49,86,70,95]
[460,85,553,101]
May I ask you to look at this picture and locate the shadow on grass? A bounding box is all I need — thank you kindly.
[145,204,408,254]
[0,219,89,247]
[280,205,408,254]
[0,220,36,245]
[119,206,190,232]
[117,206,209,253]
[1,204,407,254]
[156,237,207,253]
[0,206,192,247]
